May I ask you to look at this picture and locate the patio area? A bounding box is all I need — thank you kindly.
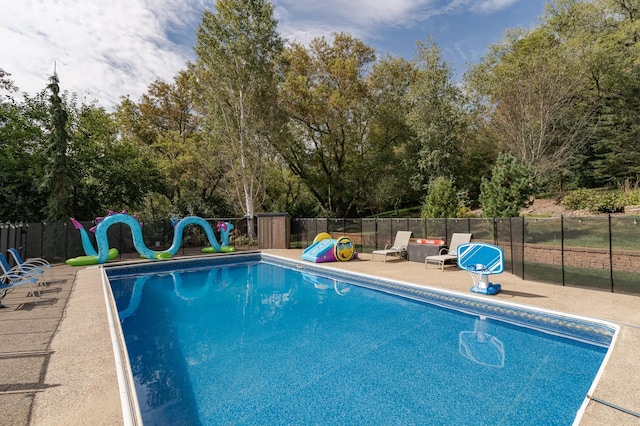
[0,249,638,425]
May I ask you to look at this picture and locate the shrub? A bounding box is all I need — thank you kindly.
[456,206,478,218]
[421,177,459,218]
[592,192,624,213]
[560,189,597,210]
[479,153,534,217]
[623,189,640,206]
[561,188,625,213]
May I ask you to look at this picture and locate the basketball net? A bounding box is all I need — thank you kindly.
[468,264,490,289]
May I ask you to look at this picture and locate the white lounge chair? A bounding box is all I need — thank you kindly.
[0,255,42,299]
[8,248,55,283]
[0,252,45,287]
[371,231,413,262]
[424,233,472,270]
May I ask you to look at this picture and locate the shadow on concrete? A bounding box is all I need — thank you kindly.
[499,289,548,299]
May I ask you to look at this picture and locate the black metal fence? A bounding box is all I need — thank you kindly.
[291,216,640,295]
[0,217,257,268]
[3,215,639,295]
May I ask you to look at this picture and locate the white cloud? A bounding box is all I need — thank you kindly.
[272,0,523,48]
[470,0,520,14]
[0,0,537,110]
[276,0,427,26]
[0,0,203,109]
[274,0,438,45]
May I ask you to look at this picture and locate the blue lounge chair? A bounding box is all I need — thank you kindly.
[8,248,55,283]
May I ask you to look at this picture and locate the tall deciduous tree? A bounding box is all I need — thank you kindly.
[0,92,48,221]
[279,35,422,216]
[466,27,597,186]
[278,33,376,217]
[41,72,75,221]
[363,54,419,214]
[0,68,17,100]
[68,102,166,219]
[405,39,469,192]
[547,0,640,187]
[114,66,233,219]
[194,0,284,235]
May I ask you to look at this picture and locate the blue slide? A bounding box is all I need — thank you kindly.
[301,239,335,263]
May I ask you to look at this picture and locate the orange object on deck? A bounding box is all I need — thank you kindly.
[415,239,445,245]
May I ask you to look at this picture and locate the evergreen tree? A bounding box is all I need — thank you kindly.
[479,153,534,217]
[41,72,75,220]
[421,176,458,218]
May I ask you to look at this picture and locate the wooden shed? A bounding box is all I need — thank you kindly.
[257,213,290,249]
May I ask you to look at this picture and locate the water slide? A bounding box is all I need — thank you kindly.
[301,239,336,263]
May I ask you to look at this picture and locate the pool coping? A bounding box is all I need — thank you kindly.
[102,252,620,425]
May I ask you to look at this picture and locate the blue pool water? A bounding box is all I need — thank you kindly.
[107,255,613,425]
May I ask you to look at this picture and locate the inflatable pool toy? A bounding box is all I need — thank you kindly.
[201,221,235,253]
[313,232,332,244]
[66,211,235,266]
[301,234,358,263]
[65,248,119,266]
[334,236,355,261]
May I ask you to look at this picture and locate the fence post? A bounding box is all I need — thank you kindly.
[64,220,68,261]
[521,217,525,280]
[561,216,565,286]
[40,221,45,259]
[608,214,614,293]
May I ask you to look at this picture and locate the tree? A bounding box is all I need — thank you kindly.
[363,54,419,214]
[0,68,18,101]
[421,177,458,218]
[68,102,167,219]
[467,26,598,186]
[40,72,75,221]
[194,0,285,235]
[263,165,319,217]
[548,0,640,187]
[0,92,48,220]
[114,67,233,219]
[279,33,390,217]
[479,152,534,217]
[405,39,469,192]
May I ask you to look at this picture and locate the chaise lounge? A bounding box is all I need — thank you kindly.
[371,231,413,262]
[424,233,472,270]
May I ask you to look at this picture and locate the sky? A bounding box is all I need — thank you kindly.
[0,0,549,110]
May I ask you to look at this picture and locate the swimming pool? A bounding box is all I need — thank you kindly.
[104,253,617,425]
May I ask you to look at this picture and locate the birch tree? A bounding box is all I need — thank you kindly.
[194,0,284,237]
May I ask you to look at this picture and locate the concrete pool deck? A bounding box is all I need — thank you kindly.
[0,248,638,425]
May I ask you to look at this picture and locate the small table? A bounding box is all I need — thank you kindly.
[407,243,446,263]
